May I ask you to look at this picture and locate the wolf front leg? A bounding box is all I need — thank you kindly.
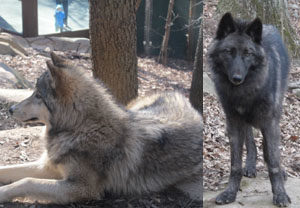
[0,177,101,203]
[243,127,257,178]
[0,153,61,184]
[261,121,291,207]
[215,118,248,205]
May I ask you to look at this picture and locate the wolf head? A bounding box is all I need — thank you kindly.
[209,13,265,86]
[9,53,96,129]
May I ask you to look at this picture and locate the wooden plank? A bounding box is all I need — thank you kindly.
[22,0,38,37]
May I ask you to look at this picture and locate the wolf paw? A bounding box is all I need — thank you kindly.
[273,193,291,207]
[215,190,236,205]
[243,166,257,178]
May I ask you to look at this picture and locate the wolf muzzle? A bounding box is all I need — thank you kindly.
[9,105,15,115]
[231,74,243,85]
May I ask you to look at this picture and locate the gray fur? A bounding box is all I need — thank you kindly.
[3,53,203,204]
[208,13,290,207]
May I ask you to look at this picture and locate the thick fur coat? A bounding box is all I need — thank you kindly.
[208,13,290,207]
[1,53,202,204]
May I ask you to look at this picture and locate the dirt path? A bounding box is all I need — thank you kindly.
[204,174,300,208]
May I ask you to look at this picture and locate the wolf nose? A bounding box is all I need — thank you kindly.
[232,75,243,85]
[9,106,14,115]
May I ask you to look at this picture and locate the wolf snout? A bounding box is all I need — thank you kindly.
[9,105,15,115]
[231,74,243,85]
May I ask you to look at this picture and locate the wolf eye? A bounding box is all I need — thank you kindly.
[223,49,233,55]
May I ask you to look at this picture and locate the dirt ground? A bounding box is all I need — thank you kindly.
[1,189,200,208]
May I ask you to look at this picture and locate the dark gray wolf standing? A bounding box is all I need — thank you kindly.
[2,53,202,203]
[208,13,290,207]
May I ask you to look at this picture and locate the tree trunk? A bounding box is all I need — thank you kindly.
[90,0,138,105]
[217,0,300,58]
[158,0,175,65]
[136,0,142,12]
[187,0,197,62]
[144,0,153,56]
[189,21,203,114]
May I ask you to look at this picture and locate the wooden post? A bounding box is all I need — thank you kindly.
[144,0,153,56]
[187,0,196,61]
[22,0,38,37]
[158,0,175,65]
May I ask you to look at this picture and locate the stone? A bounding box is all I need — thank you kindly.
[204,174,300,208]
[76,38,90,53]
[289,81,300,90]
[50,37,81,51]
[26,36,90,53]
[0,66,18,88]
[0,41,19,56]
[0,33,29,48]
[292,89,300,99]
[204,72,216,96]
[0,62,33,89]
[28,37,54,52]
[0,32,28,56]
[289,4,299,9]
[0,89,33,104]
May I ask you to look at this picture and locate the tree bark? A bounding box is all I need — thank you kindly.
[136,0,142,12]
[90,0,138,105]
[144,0,153,56]
[189,21,203,114]
[187,0,197,62]
[158,0,175,65]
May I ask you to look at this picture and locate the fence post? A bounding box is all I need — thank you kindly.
[22,0,38,37]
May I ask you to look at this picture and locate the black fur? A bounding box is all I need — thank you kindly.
[209,13,290,207]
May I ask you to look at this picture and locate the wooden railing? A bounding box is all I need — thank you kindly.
[20,0,88,38]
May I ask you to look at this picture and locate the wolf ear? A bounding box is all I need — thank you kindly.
[46,60,73,100]
[216,13,236,40]
[46,60,63,81]
[246,18,262,44]
[50,52,67,67]
[46,60,66,90]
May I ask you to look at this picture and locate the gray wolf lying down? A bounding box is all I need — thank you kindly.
[2,53,202,204]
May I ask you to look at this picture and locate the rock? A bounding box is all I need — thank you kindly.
[50,37,81,51]
[26,36,91,53]
[204,72,216,96]
[0,62,33,89]
[204,174,300,207]
[0,32,29,49]
[289,4,299,9]
[292,89,300,99]
[0,89,33,104]
[0,66,18,88]
[0,42,19,57]
[27,37,54,52]
[289,81,300,90]
[76,38,90,53]
[0,33,28,57]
